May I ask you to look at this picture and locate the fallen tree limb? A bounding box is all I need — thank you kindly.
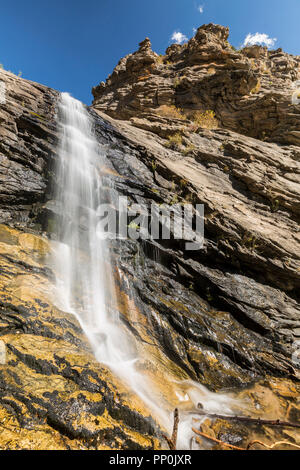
[192,427,244,450]
[192,408,300,429]
[247,440,300,450]
[193,429,300,451]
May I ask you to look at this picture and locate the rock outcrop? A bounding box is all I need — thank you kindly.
[0,69,58,225]
[90,112,300,386]
[92,23,300,146]
[0,227,159,450]
[91,24,300,447]
[0,69,160,450]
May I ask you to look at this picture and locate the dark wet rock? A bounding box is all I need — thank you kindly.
[0,69,58,226]
[90,111,300,390]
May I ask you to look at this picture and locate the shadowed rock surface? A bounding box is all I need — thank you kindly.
[0,23,300,450]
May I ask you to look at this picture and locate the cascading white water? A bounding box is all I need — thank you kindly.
[54,92,135,367]
[53,92,240,450]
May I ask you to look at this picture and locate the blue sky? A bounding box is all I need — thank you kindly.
[0,0,299,104]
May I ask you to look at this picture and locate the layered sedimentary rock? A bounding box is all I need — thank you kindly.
[90,112,300,386]
[0,23,300,450]
[0,69,58,224]
[0,70,159,450]
[0,226,159,450]
[92,23,300,146]
[91,24,300,447]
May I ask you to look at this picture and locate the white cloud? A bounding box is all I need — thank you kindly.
[243,32,277,48]
[198,5,204,13]
[171,31,188,44]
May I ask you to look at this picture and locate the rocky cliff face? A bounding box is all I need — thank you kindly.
[92,24,300,146]
[0,69,160,450]
[0,69,58,225]
[92,24,300,373]
[0,23,300,450]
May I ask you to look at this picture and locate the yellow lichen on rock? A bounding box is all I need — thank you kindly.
[0,225,161,450]
[18,232,50,256]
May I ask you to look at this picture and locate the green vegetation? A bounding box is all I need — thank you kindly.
[241,231,259,251]
[225,40,238,52]
[0,62,22,77]
[169,193,179,205]
[250,79,261,94]
[164,132,183,150]
[174,76,187,88]
[157,105,186,120]
[191,110,218,130]
[151,159,157,172]
[182,144,196,156]
[29,111,46,121]
[128,221,140,231]
[156,54,165,65]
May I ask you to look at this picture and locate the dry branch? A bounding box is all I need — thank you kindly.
[192,428,244,450]
[192,427,300,451]
[247,440,300,450]
[192,409,300,429]
[163,408,179,450]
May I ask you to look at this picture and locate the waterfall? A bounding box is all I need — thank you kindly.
[53,92,135,367]
[52,92,239,450]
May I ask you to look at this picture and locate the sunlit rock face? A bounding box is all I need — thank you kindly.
[0,23,300,450]
[0,223,160,450]
[92,23,300,146]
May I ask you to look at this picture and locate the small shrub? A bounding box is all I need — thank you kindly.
[250,80,261,94]
[179,178,188,188]
[151,160,157,172]
[173,76,186,88]
[191,110,218,130]
[182,144,196,156]
[170,193,179,205]
[225,41,237,52]
[157,105,186,120]
[0,63,23,77]
[164,133,183,150]
[261,64,271,75]
[156,55,165,65]
[207,67,216,75]
[29,111,46,121]
[151,188,159,194]
[128,221,140,231]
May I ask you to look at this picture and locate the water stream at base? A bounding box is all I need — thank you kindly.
[52,92,239,449]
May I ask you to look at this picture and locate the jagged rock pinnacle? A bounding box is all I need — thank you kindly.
[92,23,300,146]
[139,37,152,52]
